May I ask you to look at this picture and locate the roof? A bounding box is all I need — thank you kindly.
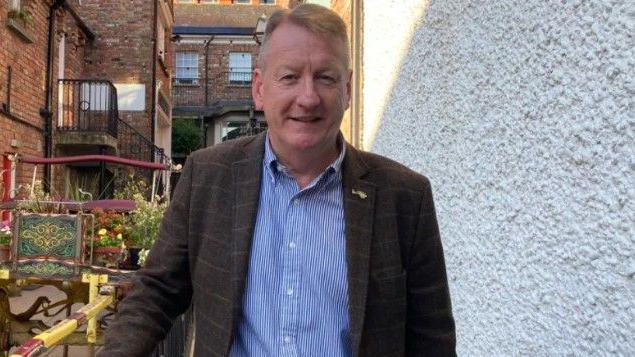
[175,4,284,28]
[173,26,254,36]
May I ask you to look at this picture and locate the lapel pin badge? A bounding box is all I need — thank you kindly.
[352,189,367,199]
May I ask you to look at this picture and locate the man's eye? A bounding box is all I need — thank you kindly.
[280,74,297,81]
[318,75,337,84]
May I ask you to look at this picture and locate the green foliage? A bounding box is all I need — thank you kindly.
[172,118,202,155]
[114,172,149,200]
[14,181,67,214]
[64,171,108,201]
[9,9,32,22]
[125,194,167,249]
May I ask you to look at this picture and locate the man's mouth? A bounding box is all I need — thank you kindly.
[290,116,320,122]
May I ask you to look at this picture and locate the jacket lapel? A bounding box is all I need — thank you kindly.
[342,144,376,357]
[229,133,266,337]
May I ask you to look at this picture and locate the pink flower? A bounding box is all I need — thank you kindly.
[0,220,11,237]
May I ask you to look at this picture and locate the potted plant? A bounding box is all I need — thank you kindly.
[90,209,125,268]
[8,9,31,22]
[0,220,12,261]
[124,194,167,268]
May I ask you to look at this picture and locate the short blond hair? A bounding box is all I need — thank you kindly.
[258,4,350,70]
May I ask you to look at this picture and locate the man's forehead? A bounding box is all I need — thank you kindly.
[269,23,342,48]
[266,26,347,65]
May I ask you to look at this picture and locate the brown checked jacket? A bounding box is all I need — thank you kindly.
[99,132,456,357]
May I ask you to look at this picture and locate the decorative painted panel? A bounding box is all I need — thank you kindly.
[16,214,79,260]
[16,261,75,278]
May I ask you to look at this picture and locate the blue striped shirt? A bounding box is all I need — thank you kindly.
[230,135,350,357]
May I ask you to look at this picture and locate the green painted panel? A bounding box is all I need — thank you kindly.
[17,214,78,259]
[16,261,75,278]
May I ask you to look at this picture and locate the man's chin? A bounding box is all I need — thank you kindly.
[283,136,329,153]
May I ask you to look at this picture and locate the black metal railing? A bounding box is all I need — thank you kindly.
[172,70,253,108]
[57,79,118,137]
[151,307,194,357]
[117,118,171,166]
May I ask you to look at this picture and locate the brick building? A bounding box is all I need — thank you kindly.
[1,0,175,200]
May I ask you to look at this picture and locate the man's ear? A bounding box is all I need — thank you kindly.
[252,68,264,110]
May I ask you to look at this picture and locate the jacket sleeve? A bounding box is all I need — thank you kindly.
[98,156,195,357]
[406,181,456,356]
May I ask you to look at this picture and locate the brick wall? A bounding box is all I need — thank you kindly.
[78,0,155,141]
[77,0,175,170]
[175,2,293,27]
[173,41,258,107]
[0,0,85,193]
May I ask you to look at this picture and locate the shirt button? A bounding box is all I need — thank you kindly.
[284,336,292,344]
[289,242,296,249]
[293,199,300,205]
[286,288,293,296]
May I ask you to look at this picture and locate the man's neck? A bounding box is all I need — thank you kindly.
[271,141,341,189]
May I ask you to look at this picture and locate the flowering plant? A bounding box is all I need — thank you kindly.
[125,194,167,249]
[0,220,11,246]
[92,209,126,249]
[138,248,150,267]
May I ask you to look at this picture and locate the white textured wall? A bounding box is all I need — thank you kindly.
[363,0,634,355]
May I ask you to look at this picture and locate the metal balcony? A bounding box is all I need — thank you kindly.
[57,79,118,137]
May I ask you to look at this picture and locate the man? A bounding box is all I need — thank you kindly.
[100,4,455,357]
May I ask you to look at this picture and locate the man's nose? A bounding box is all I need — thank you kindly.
[296,78,320,108]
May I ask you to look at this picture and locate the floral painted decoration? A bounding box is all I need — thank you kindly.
[0,220,11,246]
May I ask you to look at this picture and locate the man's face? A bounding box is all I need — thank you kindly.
[252,22,351,156]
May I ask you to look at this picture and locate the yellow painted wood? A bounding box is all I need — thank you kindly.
[39,319,79,348]
[87,273,99,343]
[82,294,113,320]
[81,272,108,284]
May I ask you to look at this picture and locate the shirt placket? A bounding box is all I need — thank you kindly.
[279,175,301,357]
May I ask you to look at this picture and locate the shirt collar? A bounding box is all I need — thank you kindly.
[263,132,346,183]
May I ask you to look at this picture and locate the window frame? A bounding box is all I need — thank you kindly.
[9,0,21,11]
[228,52,252,86]
[175,51,200,85]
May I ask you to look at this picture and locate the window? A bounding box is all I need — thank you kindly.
[229,52,252,85]
[260,0,276,4]
[233,0,250,4]
[9,0,20,11]
[221,120,267,142]
[175,52,199,85]
[201,0,219,3]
